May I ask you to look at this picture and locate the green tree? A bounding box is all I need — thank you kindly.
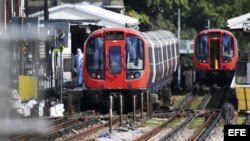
[124,0,250,41]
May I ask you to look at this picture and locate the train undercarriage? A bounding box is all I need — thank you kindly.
[81,86,172,113]
[195,70,234,86]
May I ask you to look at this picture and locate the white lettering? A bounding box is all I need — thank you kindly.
[228,129,247,136]
[235,129,240,136]
[228,129,234,136]
[240,129,246,136]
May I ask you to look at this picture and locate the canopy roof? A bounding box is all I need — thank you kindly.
[29,3,139,28]
[227,13,250,30]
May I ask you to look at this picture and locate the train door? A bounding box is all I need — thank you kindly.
[105,40,125,88]
[209,39,220,69]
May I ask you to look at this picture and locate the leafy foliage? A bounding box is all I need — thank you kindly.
[126,10,150,24]
[124,0,250,51]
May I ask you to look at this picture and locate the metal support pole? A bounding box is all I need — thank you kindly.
[4,0,6,35]
[149,93,152,119]
[60,48,63,103]
[133,94,136,122]
[177,8,181,39]
[141,92,143,119]
[11,0,14,17]
[178,65,181,86]
[177,8,181,86]
[207,19,210,29]
[120,94,123,126]
[68,92,72,115]
[44,0,49,21]
[147,91,149,118]
[109,95,113,134]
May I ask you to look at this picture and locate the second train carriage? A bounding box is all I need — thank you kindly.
[193,29,238,82]
[82,27,179,107]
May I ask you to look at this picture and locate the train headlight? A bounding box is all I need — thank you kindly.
[223,58,232,63]
[97,74,101,79]
[134,72,141,78]
[130,74,134,79]
[91,72,97,78]
[199,59,208,63]
[127,71,143,79]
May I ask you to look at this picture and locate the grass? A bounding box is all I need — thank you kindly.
[144,118,167,127]
[219,116,246,126]
[234,116,246,125]
[168,118,183,128]
[172,95,185,107]
[188,117,205,129]
[188,96,205,109]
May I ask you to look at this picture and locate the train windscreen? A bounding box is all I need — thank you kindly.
[86,36,104,70]
[196,34,208,61]
[126,36,144,70]
[222,34,234,61]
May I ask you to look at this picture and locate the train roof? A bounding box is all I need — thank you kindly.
[86,28,178,47]
[88,27,143,38]
[197,29,235,36]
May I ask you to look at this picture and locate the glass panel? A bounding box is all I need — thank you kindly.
[222,34,234,58]
[63,58,71,72]
[163,46,167,60]
[167,44,171,59]
[239,53,250,61]
[236,62,247,84]
[196,35,208,60]
[86,36,104,70]
[126,36,144,70]
[106,31,124,40]
[171,43,175,58]
[236,53,250,84]
[109,46,121,74]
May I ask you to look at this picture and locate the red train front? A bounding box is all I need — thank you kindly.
[83,28,150,92]
[193,29,238,81]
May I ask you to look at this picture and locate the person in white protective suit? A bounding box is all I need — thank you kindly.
[73,48,84,86]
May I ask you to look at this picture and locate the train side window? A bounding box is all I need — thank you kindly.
[222,34,234,58]
[171,43,175,59]
[149,47,153,64]
[86,36,104,70]
[126,36,144,70]
[154,47,158,65]
[167,44,171,59]
[163,45,167,61]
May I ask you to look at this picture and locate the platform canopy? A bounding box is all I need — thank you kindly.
[29,2,139,28]
[227,13,250,32]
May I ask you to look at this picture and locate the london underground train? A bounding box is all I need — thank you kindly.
[193,29,238,82]
[82,27,179,108]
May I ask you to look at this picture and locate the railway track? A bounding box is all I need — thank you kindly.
[187,111,222,141]
[11,85,232,141]
[61,111,149,141]
[11,111,98,141]
[133,85,227,141]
